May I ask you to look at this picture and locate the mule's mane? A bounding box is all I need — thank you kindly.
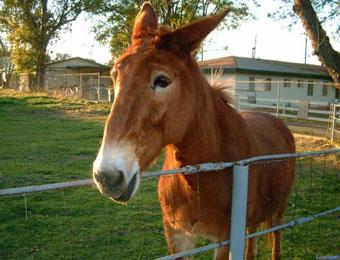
[210,68,234,105]
[211,84,233,106]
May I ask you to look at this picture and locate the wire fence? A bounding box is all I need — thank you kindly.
[45,72,113,102]
[45,73,340,140]
[8,72,340,140]
[209,76,340,140]
[329,104,340,143]
[1,149,339,259]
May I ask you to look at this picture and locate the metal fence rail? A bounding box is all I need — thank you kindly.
[1,149,339,197]
[157,207,340,260]
[1,148,339,260]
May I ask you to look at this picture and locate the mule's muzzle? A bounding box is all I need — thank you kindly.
[93,169,140,203]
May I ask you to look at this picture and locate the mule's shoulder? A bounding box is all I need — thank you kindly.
[240,111,295,153]
[240,111,277,121]
[240,111,288,128]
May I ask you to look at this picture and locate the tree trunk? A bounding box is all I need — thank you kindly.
[35,0,48,92]
[31,54,46,92]
[37,66,45,92]
[34,39,48,92]
[293,0,340,88]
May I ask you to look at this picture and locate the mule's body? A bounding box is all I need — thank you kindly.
[93,3,295,259]
[159,93,295,258]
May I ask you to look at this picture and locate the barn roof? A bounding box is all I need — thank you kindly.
[199,56,332,80]
[46,57,110,69]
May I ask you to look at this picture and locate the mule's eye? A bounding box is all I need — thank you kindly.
[152,75,171,90]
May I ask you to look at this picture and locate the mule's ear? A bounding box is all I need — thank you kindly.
[132,2,158,47]
[164,8,231,55]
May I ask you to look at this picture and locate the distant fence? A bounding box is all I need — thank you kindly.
[228,80,338,122]
[208,78,340,139]
[238,97,331,122]
[328,104,340,143]
[46,72,113,102]
[1,148,339,259]
[11,74,340,127]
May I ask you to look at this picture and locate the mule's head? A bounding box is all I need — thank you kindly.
[93,3,230,203]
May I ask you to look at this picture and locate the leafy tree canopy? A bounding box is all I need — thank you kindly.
[93,0,258,58]
[269,0,339,87]
[53,52,71,62]
[268,0,339,37]
[0,0,105,89]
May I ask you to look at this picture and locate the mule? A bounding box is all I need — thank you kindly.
[93,3,295,259]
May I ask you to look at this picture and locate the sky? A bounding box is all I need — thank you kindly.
[49,1,339,66]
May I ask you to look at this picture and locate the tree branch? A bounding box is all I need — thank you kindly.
[293,0,340,88]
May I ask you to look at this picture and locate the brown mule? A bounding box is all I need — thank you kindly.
[93,3,295,259]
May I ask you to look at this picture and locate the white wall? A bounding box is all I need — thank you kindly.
[202,70,338,105]
[234,73,337,104]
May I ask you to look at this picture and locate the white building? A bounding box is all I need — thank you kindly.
[199,56,339,104]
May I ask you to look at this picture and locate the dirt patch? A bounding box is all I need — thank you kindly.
[294,133,339,152]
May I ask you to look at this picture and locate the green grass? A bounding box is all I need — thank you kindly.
[0,90,167,259]
[0,90,339,259]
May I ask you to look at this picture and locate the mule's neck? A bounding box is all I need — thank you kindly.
[171,67,245,167]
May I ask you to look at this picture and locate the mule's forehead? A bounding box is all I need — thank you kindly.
[113,48,184,75]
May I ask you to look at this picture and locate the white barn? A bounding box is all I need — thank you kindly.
[199,56,339,104]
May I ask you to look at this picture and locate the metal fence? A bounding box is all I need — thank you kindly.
[328,104,340,143]
[211,78,340,139]
[46,73,113,102]
[1,148,339,259]
[230,80,337,118]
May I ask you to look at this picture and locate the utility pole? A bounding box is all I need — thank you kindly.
[304,35,307,64]
[252,34,257,58]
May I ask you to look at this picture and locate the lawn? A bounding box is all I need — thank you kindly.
[0,89,339,259]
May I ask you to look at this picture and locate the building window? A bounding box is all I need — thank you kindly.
[297,79,303,88]
[284,79,291,87]
[265,78,271,91]
[249,77,255,91]
[322,84,328,96]
[307,81,314,96]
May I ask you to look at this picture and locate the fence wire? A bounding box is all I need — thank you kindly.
[0,149,339,259]
[209,77,340,139]
[45,73,113,102]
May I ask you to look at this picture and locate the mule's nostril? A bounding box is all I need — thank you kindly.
[115,171,125,186]
[94,173,101,183]
[97,170,125,188]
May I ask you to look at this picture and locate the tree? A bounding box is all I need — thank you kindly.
[293,0,339,88]
[53,53,71,62]
[93,0,257,59]
[269,0,340,88]
[0,0,105,91]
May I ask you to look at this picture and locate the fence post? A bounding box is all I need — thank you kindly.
[97,72,100,101]
[229,164,249,260]
[330,104,335,143]
[282,101,286,118]
[276,81,280,117]
[77,74,81,98]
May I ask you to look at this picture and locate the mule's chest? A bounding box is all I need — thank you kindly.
[158,174,232,238]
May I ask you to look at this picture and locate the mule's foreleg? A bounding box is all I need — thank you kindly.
[214,245,229,260]
[245,225,258,260]
[163,221,196,259]
[271,230,282,260]
[270,208,286,260]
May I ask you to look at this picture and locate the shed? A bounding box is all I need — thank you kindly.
[45,57,112,100]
